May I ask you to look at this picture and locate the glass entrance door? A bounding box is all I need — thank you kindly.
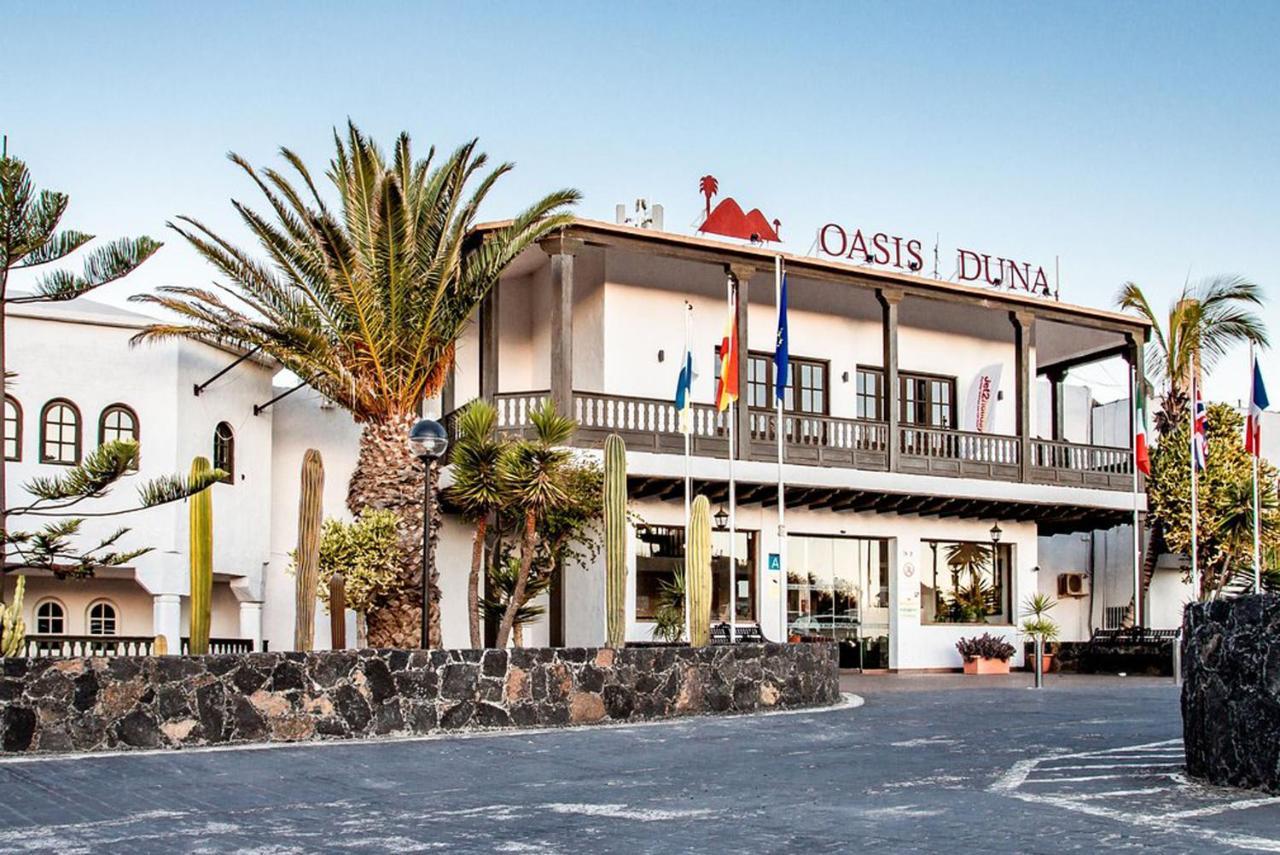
[785,535,890,668]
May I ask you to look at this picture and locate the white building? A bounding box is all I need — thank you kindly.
[6,218,1203,670]
[2,297,275,653]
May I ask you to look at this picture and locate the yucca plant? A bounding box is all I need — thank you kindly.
[447,400,510,648]
[130,123,579,646]
[494,401,574,647]
[482,555,553,648]
[0,146,160,540]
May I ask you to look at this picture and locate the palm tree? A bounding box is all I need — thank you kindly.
[0,149,161,539]
[494,401,574,648]
[698,175,718,219]
[447,400,509,648]
[1117,277,1268,434]
[131,123,579,647]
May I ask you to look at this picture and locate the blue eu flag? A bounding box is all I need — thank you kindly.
[773,274,789,403]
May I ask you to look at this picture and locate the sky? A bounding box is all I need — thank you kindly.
[5,1,1278,405]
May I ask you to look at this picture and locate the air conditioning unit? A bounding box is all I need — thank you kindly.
[1057,573,1088,598]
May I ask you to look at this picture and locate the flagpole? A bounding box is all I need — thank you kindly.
[684,301,693,642]
[1190,378,1200,599]
[775,255,787,643]
[1131,363,1141,628]
[1252,343,1262,592]
[727,275,738,642]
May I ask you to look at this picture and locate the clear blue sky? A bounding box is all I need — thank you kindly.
[6,1,1278,403]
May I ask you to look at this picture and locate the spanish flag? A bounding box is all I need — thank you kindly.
[715,302,739,411]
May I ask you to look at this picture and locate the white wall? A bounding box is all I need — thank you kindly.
[622,495,1035,669]
[4,307,273,641]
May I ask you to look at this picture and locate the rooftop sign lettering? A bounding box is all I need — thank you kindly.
[816,222,1058,298]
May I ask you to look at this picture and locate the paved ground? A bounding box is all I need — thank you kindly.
[1,673,1278,853]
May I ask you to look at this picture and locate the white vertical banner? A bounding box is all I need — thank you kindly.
[963,364,1004,434]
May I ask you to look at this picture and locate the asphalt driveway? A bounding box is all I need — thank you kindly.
[0,673,1276,853]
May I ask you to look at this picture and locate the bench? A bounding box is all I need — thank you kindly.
[1088,627,1180,648]
[710,623,767,644]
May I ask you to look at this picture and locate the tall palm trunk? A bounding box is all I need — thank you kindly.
[348,415,442,648]
[468,516,487,648]
[495,509,536,648]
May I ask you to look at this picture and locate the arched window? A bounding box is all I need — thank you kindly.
[39,399,81,465]
[35,600,65,635]
[99,404,139,468]
[87,601,117,636]
[3,396,21,462]
[213,421,234,483]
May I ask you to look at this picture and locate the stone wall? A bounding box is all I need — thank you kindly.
[0,642,838,754]
[1182,595,1280,792]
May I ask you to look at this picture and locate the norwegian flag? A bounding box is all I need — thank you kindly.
[1246,355,1270,457]
[1192,381,1209,471]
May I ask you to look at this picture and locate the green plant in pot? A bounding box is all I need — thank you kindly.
[1020,593,1060,673]
[955,632,1016,675]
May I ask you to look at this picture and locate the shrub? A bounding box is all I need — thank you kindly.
[955,632,1016,662]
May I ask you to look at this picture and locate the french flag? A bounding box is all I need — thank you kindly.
[1246,356,1270,457]
[1192,382,1208,472]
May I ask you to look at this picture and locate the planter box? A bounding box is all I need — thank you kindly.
[963,656,1011,675]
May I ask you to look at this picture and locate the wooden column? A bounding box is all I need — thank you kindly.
[479,285,500,401]
[1046,366,1067,441]
[542,235,582,417]
[728,263,754,458]
[878,288,903,472]
[1011,311,1035,482]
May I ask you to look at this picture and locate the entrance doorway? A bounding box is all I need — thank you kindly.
[785,535,890,668]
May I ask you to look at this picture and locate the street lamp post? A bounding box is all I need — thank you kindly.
[409,419,449,650]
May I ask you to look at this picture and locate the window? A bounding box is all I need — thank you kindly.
[902,374,956,428]
[854,368,956,428]
[920,540,1012,625]
[35,600,65,634]
[634,525,757,626]
[213,421,234,483]
[39,399,81,464]
[3,396,21,461]
[99,404,139,468]
[87,601,118,636]
[744,351,828,415]
[785,535,891,668]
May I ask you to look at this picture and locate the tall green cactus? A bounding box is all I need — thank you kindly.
[603,433,627,648]
[329,571,347,650]
[1,576,27,657]
[686,495,712,648]
[188,456,214,655]
[293,449,325,651]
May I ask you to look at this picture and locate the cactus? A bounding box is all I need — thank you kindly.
[293,449,325,651]
[188,456,214,655]
[686,495,712,648]
[1,576,27,657]
[603,433,627,648]
[329,571,347,650]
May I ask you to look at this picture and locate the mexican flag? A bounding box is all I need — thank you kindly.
[1135,379,1151,476]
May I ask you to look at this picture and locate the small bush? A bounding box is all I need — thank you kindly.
[955,632,1016,662]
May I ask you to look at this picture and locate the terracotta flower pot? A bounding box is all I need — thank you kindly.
[963,656,1011,675]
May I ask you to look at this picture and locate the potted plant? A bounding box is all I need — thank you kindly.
[955,632,1016,674]
[1020,593,1060,673]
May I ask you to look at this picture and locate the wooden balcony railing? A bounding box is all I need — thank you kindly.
[441,390,1136,492]
[1030,437,1133,490]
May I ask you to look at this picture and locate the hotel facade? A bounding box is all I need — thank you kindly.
[4,217,1192,670]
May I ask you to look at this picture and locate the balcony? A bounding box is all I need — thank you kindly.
[445,390,1135,492]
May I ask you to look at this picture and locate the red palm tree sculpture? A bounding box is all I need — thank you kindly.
[699,175,719,218]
